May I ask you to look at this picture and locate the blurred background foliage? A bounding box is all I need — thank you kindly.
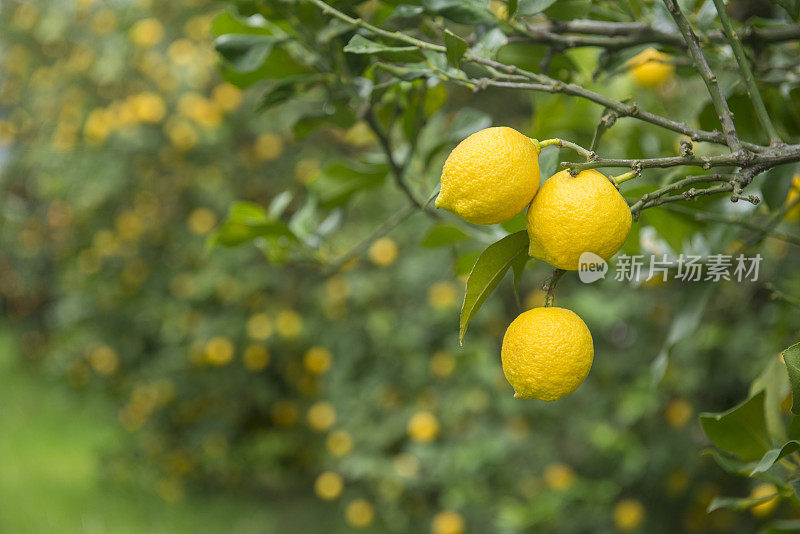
[1,0,800,532]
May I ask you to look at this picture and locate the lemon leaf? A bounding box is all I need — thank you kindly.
[443,30,468,68]
[700,391,772,461]
[460,231,529,344]
[421,225,469,248]
[750,440,800,475]
[707,494,777,513]
[782,341,800,414]
[343,34,425,63]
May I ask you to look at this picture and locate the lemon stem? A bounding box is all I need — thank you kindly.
[543,269,566,307]
[612,170,640,186]
[537,138,595,160]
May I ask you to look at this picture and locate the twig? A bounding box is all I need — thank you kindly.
[663,0,741,152]
[306,0,765,152]
[628,174,733,213]
[634,183,735,213]
[711,0,782,145]
[543,269,566,307]
[590,108,617,152]
[765,283,800,309]
[537,137,595,159]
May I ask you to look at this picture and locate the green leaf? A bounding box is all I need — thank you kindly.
[444,30,469,68]
[460,231,529,344]
[215,34,283,73]
[210,202,297,247]
[421,224,469,248]
[707,493,777,513]
[700,391,772,461]
[507,0,519,17]
[750,355,790,441]
[750,440,800,475]
[454,251,481,277]
[308,161,388,208]
[343,35,425,63]
[782,342,800,415]
[775,0,800,20]
[762,164,797,211]
[701,449,753,475]
[472,28,508,60]
[516,0,557,15]
[422,0,495,24]
[511,253,529,296]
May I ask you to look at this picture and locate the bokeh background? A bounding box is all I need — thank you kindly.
[1,0,800,533]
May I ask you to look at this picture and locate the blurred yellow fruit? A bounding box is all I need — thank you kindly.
[179,93,222,129]
[428,281,459,310]
[243,344,269,371]
[304,346,332,374]
[246,313,273,340]
[184,15,212,41]
[130,18,164,47]
[271,400,299,426]
[501,307,593,401]
[431,510,465,534]
[204,337,234,366]
[628,48,675,88]
[664,398,693,428]
[543,462,576,491]
[325,275,349,301]
[89,345,119,376]
[212,83,243,112]
[12,4,39,31]
[168,39,196,64]
[314,471,344,500]
[326,430,353,457]
[131,92,167,124]
[786,174,800,221]
[307,401,337,432]
[345,499,375,528]
[0,120,18,144]
[187,207,217,235]
[407,411,439,442]
[368,237,398,267]
[393,452,421,478]
[115,210,145,241]
[91,9,118,35]
[254,133,285,161]
[527,169,631,271]
[275,310,302,339]
[750,483,780,517]
[613,499,645,531]
[84,108,115,144]
[430,350,456,378]
[436,127,540,225]
[294,158,321,185]
[165,119,198,151]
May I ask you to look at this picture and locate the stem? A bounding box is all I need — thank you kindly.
[632,183,735,214]
[663,0,741,152]
[537,138,595,159]
[711,0,782,145]
[612,170,640,185]
[765,283,800,309]
[543,269,566,307]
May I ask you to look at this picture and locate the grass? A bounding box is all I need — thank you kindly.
[0,325,338,533]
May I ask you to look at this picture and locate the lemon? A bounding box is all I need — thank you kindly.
[628,48,674,88]
[436,127,540,225]
[314,471,343,500]
[750,483,780,517]
[345,499,375,528]
[786,174,800,221]
[613,499,645,531]
[527,169,631,270]
[407,411,439,442]
[664,398,693,428]
[368,237,398,266]
[501,307,593,401]
[326,430,353,457]
[543,462,576,491]
[89,345,119,376]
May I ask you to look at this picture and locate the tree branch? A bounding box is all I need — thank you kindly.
[663,0,741,152]
[711,0,782,145]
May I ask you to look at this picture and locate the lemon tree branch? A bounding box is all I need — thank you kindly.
[663,0,741,153]
[711,0,782,145]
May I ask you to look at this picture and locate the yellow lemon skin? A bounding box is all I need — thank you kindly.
[501,307,593,401]
[786,174,800,221]
[750,483,780,517]
[527,169,631,271]
[436,127,540,225]
[628,48,675,88]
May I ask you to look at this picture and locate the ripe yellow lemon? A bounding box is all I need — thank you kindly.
[785,174,800,221]
[527,169,631,270]
[613,499,645,531]
[501,307,593,401]
[750,483,780,517]
[628,47,674,88]
[436,127,540,225]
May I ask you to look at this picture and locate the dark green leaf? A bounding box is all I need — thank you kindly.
[343,34,425,63]
[308,161,388,208]
[444,30,469,68]
[210,202,297,247]
[460,231,529,344]
[707,493,777,513]
[215,34,283,73]
[472,28,508,60]
[421,224,469,248]
[762,164,797,210]
[775,0,800,20]
[750,355,790,441]
[782,342,800,415]
[750,441,800,475]
[700,391,772,461]
[701,449,753,475]
[422,0,495,24]
[507,0,519,17]
[543,0,590,19]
